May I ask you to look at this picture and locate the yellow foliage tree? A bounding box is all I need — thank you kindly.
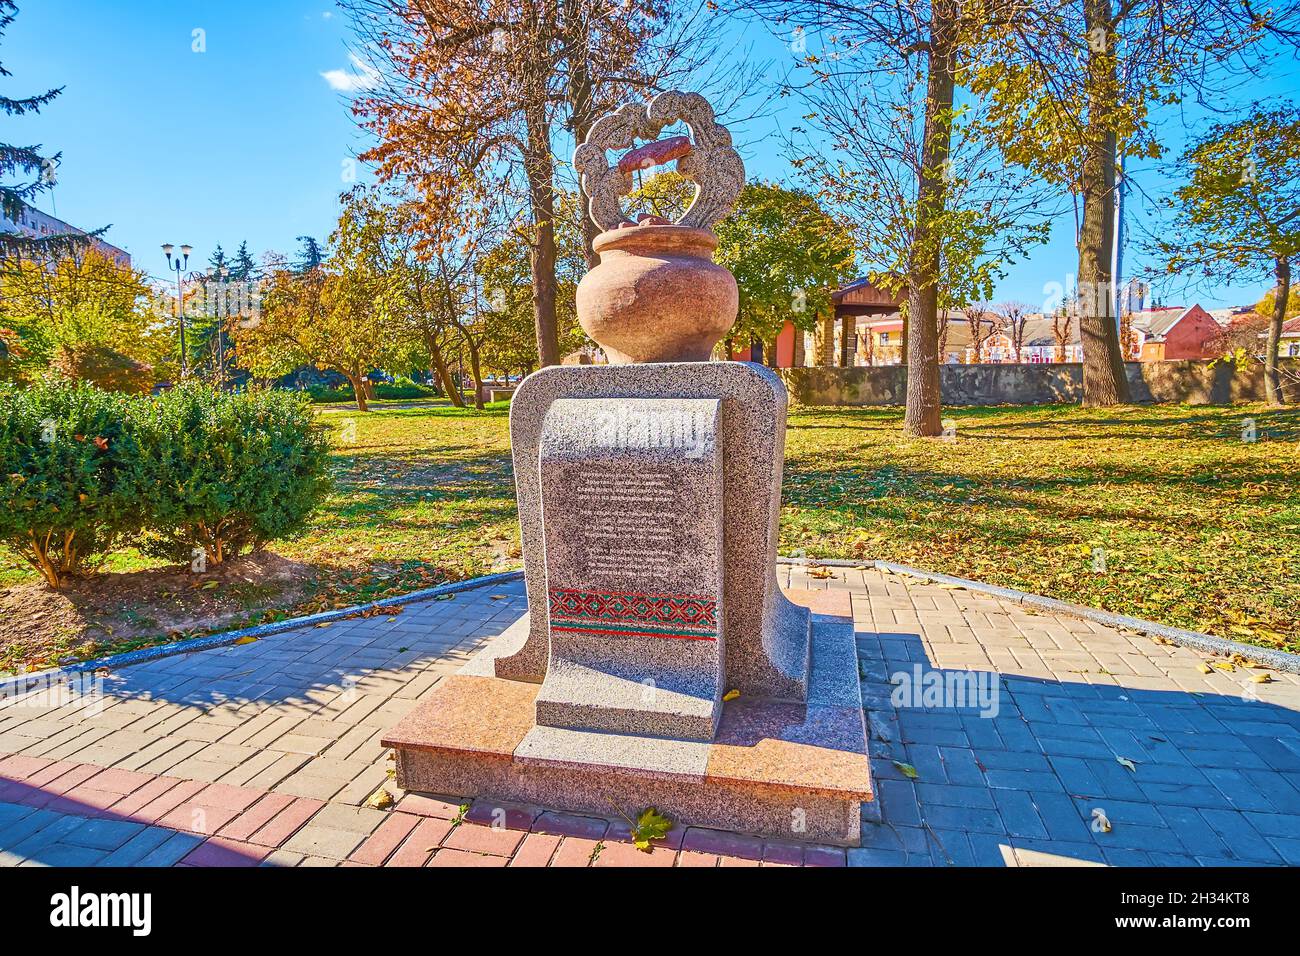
[0,247,170,387]
[234,193,407,411]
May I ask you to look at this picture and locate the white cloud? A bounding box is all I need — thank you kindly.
[320,53,379,92]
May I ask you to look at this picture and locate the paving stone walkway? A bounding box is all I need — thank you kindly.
[2,568,1298,867]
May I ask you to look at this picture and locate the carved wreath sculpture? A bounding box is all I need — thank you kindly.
[573,90,746,233]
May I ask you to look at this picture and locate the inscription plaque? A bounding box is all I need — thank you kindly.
[534,397,726,739]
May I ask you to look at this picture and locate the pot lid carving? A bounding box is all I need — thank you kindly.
[574,90,746,234]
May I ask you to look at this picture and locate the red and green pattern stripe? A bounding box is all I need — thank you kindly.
[548,588,717,641]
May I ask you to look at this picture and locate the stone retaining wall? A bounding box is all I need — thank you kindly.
[778,359,1299,406]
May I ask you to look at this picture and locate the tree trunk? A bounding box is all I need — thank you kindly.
[903,0,957,438]
[348,373,369,412]
[427,335,463,408]
[1265,258,1290,406]
[465,334,486,410]
[524,99,560,367]
[1076,0,1131,406]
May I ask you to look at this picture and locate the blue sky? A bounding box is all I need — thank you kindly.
[5,1,1297,309]
[5,1,366,283]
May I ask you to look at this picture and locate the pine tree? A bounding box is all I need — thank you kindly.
[231,240,258,281]
[294,235,324,274]
[0,2,91,259]
[208,243,229,275]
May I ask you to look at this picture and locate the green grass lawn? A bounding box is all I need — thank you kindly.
[2,397,1296,668]
[781,404,1298,651]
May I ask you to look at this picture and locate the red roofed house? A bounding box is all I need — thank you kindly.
[1132,305,1221,361]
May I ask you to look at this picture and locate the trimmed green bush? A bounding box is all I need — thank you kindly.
[130,383,332,565]
[303,375,440,403]
[0,382,142,587]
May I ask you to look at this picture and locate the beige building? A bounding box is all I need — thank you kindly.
[0,201,131,269]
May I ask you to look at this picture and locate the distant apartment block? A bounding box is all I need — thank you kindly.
[0,201,131,269]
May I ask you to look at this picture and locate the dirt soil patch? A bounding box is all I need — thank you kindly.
[0,552,316,674]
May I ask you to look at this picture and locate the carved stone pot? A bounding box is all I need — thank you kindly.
[576,223,738,364]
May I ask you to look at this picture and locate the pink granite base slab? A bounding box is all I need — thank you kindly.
[382,589,872,846]
[382,674,538,760]
[393,747,861,846]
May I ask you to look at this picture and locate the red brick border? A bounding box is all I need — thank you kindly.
[1,752,845,867]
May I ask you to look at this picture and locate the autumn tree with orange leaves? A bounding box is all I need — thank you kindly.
[344,0,742,367]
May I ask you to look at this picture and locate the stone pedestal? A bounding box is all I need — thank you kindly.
[494,362,813,705]
[383,362,873,846]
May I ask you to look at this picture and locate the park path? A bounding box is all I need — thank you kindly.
[1,567,1298,867]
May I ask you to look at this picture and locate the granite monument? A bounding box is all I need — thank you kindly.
[384,91,873,845]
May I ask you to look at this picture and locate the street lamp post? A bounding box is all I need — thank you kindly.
[218,264,229,389]
[205,264,231,389]
[162,243,192,378]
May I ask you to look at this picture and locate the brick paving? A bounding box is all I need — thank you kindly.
[1,569,1299,867]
